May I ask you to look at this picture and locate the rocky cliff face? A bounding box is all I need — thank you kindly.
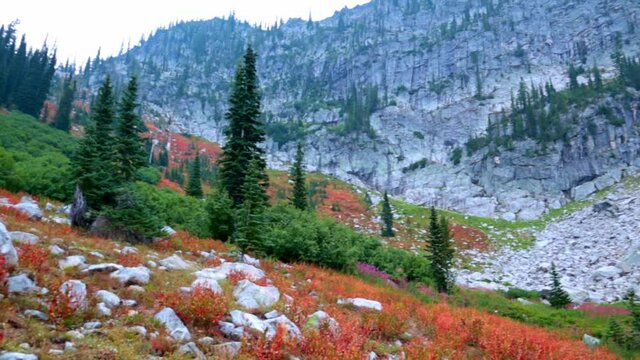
[85,0,640,219]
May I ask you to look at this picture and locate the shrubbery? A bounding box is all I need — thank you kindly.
[0,111,76,200]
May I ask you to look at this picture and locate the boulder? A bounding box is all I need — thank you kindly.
[7,275,38,294]
[264,315,302,340]
[338,297,383,311]
[197,337,214,346]
[0,222,18,267]
[59,280,88,310]
[211,342,242,358]
[154,308,191,342]
[583,334,601,348]
[621,246,640,268]
[110,266,151,285]
[571,181,596,201]
[126,326,147,337]
[194,262,265,282]
[219,321,244,340]
[177,342,206,360]
[233,280,280,310]
[83,263,123,274]
[161,226,177,236]
[0,353,39,360]
[96,290,121,308]
[9,232,39,245]
[190,278,222,294]
[592,266,623,280]
[159,254,194,270]
[58,255,86,270]
[96,302,111,316]
[13,197,43,220]
[229,310,267,333]
[242,254,260,267]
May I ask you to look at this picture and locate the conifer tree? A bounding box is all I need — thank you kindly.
[115,76,146,181]
[625,289,640,348]
[234,159,267,252]
[54,75,75,132]
[548,262,572,308]
[186,153,203,198]
[427,207,454,293]
[219,45,268,206]
[72,76,119,213]
[290,142,307,210]
[380,191,394,237]
[606,318,624,346]
[593,65,603,91]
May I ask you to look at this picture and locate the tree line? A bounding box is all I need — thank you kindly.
[0,23,57,118]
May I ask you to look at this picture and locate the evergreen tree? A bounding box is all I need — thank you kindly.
[290,142,307,210]
[606,318,624,346]
[625,289,640,348]
[234,159,267,252]
[186,153,203,198]
[592,65,603,91]
[205,188,235,241]
[380,191,394,237]
[72,76,119,213]
[115,76,146,181]
[54,75,76,132]
[219,45,268,206]
[548,262,572,308]
[568,63,579,89]
[426,207,454,293]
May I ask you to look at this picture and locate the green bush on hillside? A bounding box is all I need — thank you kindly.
[0,111,77,200]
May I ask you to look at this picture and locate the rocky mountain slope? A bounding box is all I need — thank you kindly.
[81,0,640,219]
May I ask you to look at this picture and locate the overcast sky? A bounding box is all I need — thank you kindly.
[1,0,369,64]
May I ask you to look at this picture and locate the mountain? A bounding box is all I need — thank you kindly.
[81,0,640,220]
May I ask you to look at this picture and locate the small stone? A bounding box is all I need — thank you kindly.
[177,342,206,360]
[211,342,242,358]
[58,255,86,270]
[7,274,38,294]
[127,285,145,293]
[24,310,49,321]
[65,330,84,340]
[96,290,121,308]
[83,263,123,274]
[583,334,601,348]
[96,303,111,316]
[83,321,102,330]
[159,254,194,270]
[337,297,382,311]
[9,231,39,245]
[64,342,75,352]
[197,337,214,346]
[48,245,65,255]
[127,326,147,337]
[0,353,39,360]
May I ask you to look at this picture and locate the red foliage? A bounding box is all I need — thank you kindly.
[17,244,50,273]
[247,324,297,360]
[157,286,228,331]
[48,280,83,324]
[117,252,144,267]
[0,256,7,286]
[450,223,490,251]
[157,178,184,194]
[150,332,175,356]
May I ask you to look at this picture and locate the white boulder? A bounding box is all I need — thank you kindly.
[58,255,86,269]
[96,290,121,308]
[194,262,265,282]
[0,222,18,267]
[59,280,88,310]
[229,310,267,333]
[338,297,383,311]
[110,266,151,285]
[7,274,38,294]
[159,254,194,270]
[154,308,191,342]
[9,232,39,245]
[233,280,280,310]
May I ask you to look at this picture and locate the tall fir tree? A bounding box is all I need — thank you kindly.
[72,76,119,213]
[186,152,203,198]
[548,262,572,308]
[219,45,268,206]
[54,75,76,132]
[115,76,146,181]
[426,207,455,293]
[380,191,394,237]
[290,142,307,210]
[234,159,267,252]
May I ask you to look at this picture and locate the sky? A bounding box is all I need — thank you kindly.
[1,0,369,64]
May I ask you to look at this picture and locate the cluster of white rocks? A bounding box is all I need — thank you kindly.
[457,183,640,303]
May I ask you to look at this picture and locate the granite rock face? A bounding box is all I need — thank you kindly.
[85,0,640,219]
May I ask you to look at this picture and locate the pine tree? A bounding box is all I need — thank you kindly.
[380,191,394,237]
[548,262,572,308]
[625,289,640,348]
[234,159,267,252]
[606,318,624,346]
[290,142,307,210]
[219,45,268,206]
[427,207,454,293]
[186,153,203,198]
[72,76,119,213]
[54,75,76,132]
[115,76,146,181]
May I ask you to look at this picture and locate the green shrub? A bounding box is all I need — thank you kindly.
[136,167,162,185]
[134,182,208,237]
[504,287,541,300]
[450,147,463,165]
[102,184,163,242]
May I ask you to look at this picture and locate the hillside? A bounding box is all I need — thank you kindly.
[0,189,619,359]
[80,0,640,219]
